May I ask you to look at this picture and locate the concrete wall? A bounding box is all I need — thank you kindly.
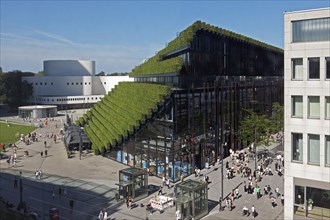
[284,8,330,219]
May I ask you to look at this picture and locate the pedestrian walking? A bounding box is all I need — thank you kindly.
[271,197,276,208]
[281,194,284,206]
[98,210,104,220]
[103,210,108,220]
[242,206,249,216]
[275,187,280,198]
[175,210,181,220]
[251,205,256,218]
[128,196,133,210]
[158,185,163,195]
[40,151,43,157]
[44,141,47,148]
[35,170,39,180]
[218,197,223,211]
[14,177,17,189]
[166,178,170,189]
[162,177,166,187]
[44,149,48,157]
[256,186,261,199]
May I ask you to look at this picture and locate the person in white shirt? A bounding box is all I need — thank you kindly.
[251,205,256,218]
[175,210,181,220]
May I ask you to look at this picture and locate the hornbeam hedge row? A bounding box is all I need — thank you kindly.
[76,82,171,154]
[130,20,283,76]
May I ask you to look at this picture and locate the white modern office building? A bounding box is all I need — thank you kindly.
[22,60,133,109]
[284,8,330,219]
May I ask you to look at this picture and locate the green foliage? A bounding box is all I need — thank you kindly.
[77,82,171,153]
[238,108,272,147]
[130,20,283,77]
[0,121,37,145]
[270,103,284,133]
[35,71,44,76]
[96,71,106,76]
[0,70,34,108]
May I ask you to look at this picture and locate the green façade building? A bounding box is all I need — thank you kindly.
[77,20,284,182]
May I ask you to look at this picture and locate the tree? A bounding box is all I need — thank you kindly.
[270,102,284,133]
[0,71,5,103]
[239,108,272,147]
[96,71,105,76]
[35,71,44,76]
[1,71,33,109]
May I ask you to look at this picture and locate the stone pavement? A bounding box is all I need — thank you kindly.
[0,112,285,219]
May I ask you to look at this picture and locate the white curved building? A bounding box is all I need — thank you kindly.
[22,60,133,109]
[44,60,95,76]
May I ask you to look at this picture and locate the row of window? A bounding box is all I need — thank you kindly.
[34,82,107,86]
[292,57,330,80]
[292,17,330,43]
[36,97,101,102]
[34,82,54,86]
[292,134,330,166]
[292,96,330,119]
[55,97,100,101]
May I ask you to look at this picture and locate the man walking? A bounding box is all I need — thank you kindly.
[218,197,223,211]
[251,205,256,218]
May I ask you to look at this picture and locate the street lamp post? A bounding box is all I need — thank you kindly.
[221,142,226,200]
[254,127,257,172]
[79,128,83,160]
[19,171,23,204]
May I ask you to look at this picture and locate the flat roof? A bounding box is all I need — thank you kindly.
[284,7,330,14]
[19,105,57,110]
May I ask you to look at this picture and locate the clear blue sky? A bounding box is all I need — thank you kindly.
[1,1,329,73]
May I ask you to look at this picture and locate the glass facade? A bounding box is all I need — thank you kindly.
[292,18,330,43]
[292,133,303,162]
[294,185,330,218]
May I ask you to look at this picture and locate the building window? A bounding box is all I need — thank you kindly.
[45,82,47,85]
[292,58,303,80]
[292,18,330,43]
[308,96,320,119]
[292,133,303,162]
[104,82,106,84]
[308,58,320,79]
[40,83,43,85]
[36,83,38,85]
[76,82,78,85]
[72,83,74,85]
[326,136,330,166]
[326,57,330,79]
[51,82,53,85]
[85,82,87,85]
[292,96,303,117]
[308,134,320,165]
[89,82,91,85]
[67,83,69,85]
[80,82,82,85]
[326,97,330,119]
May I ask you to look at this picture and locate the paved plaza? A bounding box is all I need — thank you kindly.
[0,112,287,220]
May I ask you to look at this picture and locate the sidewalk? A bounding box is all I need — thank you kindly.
[0,114,284,219]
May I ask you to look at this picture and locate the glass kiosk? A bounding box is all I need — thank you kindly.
[116,167,148,201]
[175,179,208,220]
